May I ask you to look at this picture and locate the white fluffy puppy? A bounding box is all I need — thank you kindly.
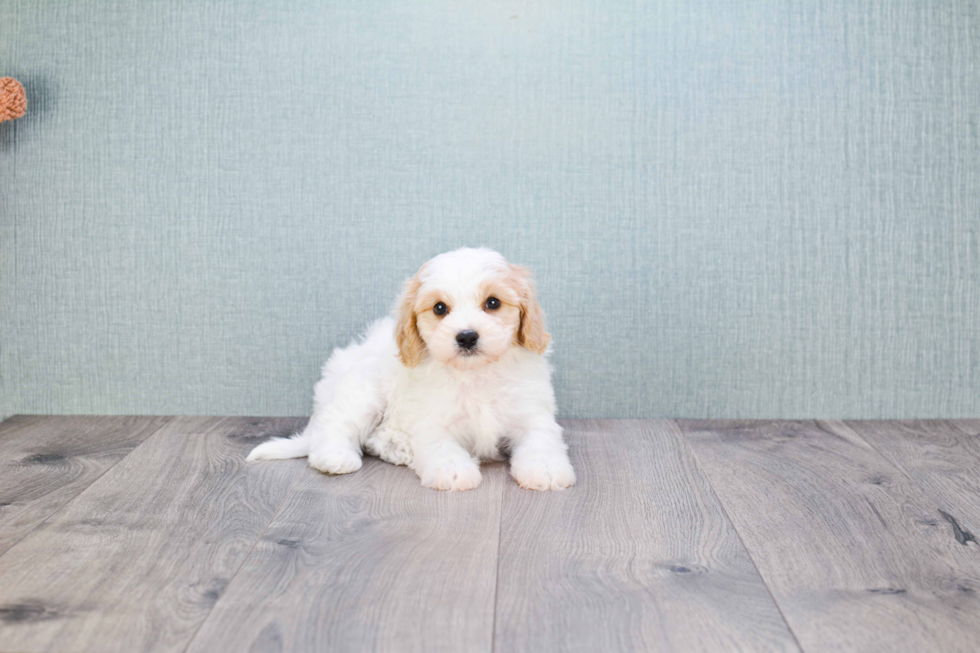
[247,247,575,492]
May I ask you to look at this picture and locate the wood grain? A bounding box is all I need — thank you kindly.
[493,420,800,653]
[4,417,980,653]
[679,420,980,653]
[185,458,506,653]
[0,416,307,653]
[843,420,980,543]
[0,415,172,556]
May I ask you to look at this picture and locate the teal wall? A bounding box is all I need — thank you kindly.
[1,1,978,419]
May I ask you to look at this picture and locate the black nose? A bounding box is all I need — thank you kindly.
[456,329,479,350]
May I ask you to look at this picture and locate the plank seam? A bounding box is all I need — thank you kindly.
[834,419,980,541]
[833,420,931,488]
[490,460,506,653]
[0,416,176,562]
[671,419,807,653]
[180,463,311,653]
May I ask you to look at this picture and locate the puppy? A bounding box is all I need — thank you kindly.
[247,247,575,491]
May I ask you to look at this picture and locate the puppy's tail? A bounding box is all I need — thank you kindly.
[246,431,311,462]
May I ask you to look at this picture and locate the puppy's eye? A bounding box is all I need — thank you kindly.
[485,297,501,310]
[433,302,448,316]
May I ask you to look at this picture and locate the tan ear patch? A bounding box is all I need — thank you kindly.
[395,273,425,367]
[510,265,551,354]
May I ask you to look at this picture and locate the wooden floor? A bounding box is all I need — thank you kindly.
[0,417,978,653]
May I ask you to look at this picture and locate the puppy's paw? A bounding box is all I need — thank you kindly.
[418,459,483,492]
[363,429,413,466]
[308,443,362,475]
[379,438,413,466]
[510,454,576,491]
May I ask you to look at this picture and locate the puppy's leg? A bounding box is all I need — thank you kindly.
[410,433,482,492]
[363,427,413,466]
[305,415,362,475]
[509,419,576,491]
[305,372,382,475]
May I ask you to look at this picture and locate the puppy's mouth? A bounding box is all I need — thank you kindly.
[456,347,480,357]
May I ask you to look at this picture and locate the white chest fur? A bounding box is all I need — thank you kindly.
[385,348,552,460]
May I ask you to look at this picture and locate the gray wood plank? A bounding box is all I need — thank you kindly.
[494,420,800,653]
[843,420,980,543]
[679,420,980,653]
[0,415,172,556]
[185,458,506,653]
[0,416,307,653]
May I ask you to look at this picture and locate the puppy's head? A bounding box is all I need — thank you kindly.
[395,248,550,370]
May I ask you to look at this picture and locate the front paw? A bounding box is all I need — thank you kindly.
[364,429,414,466]
[418,459,483,492]
[308,443,362,475]
[510,454,576,491]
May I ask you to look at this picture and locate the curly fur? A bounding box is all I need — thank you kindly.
[247,247,575,492]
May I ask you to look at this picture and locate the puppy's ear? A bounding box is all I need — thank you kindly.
[395,273,425,367]
[511,265,551,355]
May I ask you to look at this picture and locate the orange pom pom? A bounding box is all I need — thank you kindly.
[0,77,27,123]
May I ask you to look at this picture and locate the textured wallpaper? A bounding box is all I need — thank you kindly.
[1,1,978,419]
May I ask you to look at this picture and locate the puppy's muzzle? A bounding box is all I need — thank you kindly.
[455,329,479,352]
